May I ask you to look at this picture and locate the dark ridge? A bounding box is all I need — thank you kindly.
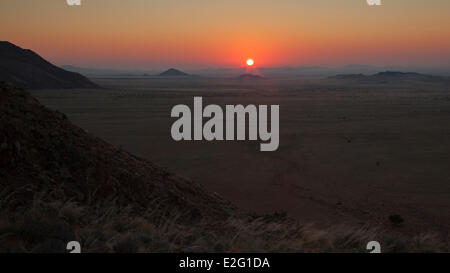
[0,41,99,89]
[0,82,234,222]
[328,73,367,80]
[375,71,420,77]
[158,68,189,77]
[329,71,448,83]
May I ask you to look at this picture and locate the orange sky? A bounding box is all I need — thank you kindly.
[1,0,449,69]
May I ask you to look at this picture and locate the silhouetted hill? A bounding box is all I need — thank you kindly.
[0,41,99,89]
[158,68,189,77]
[374,71,443,82]
[0,82,236,252]
[0,82,233,220]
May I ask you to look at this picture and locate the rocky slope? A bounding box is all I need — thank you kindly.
[0,42,99,89]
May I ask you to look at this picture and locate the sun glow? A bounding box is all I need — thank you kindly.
[246,59,254,66]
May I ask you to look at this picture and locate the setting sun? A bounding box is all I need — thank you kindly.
[246,59,254,66]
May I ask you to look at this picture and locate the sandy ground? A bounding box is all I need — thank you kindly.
[31,77,450,238]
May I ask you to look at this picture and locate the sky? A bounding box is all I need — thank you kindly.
[1,0,450,69]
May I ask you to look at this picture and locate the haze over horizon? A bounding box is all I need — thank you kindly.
[1,0,449,70]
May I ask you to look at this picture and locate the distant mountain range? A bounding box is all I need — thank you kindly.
[329,71,449,83]
[0,41,99,89]
[60,64,450,78]
[190,65,450,78]
[63,66,192,78]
